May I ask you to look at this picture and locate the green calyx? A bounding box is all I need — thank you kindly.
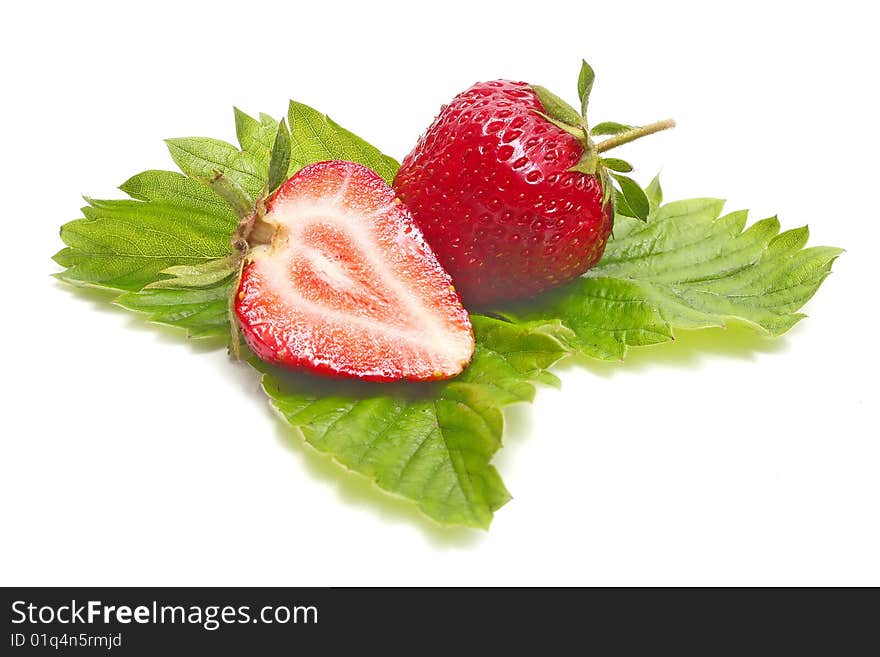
[530,59,675,221]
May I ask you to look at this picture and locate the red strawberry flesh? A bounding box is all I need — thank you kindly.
[235,160,474,382]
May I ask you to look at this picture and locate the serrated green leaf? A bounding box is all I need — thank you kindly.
[261,316,570,528]
[611,173,650,221]
[53,197,236,291]
[235,110,300,180]
[577,59,595,118]
[287,100,399,184]
[591,121,636,136]
[234,108,278,173]
[601,157,633,173]
[505,198,843,359]
[116,282,232,339]
[119,170,236,219]
[166,137,265,199]
[531,85,583,128]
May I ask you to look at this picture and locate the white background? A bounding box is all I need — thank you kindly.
[1,0,877,586]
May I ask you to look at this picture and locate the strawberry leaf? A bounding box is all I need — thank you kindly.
[165,137,265,199]
[261,317,571,529]
[234,109,301,180]
[116,284,232,339]
[53,194,236,292]
[54,100,841,530]
[119,170,236,215]
[502,199,843,359]
[287,101,399,184]
[234,108,279,174]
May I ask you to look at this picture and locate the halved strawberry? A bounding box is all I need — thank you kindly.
[235,160,474,382]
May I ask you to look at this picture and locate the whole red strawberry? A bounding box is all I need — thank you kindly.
[393,61,674,306]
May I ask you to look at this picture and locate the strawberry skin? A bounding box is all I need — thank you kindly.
[393,80,613,306]
[235,161,474,382]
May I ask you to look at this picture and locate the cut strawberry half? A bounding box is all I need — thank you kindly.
[235,160,475,382]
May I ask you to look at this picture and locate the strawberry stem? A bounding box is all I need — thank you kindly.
[595,119,676,153]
